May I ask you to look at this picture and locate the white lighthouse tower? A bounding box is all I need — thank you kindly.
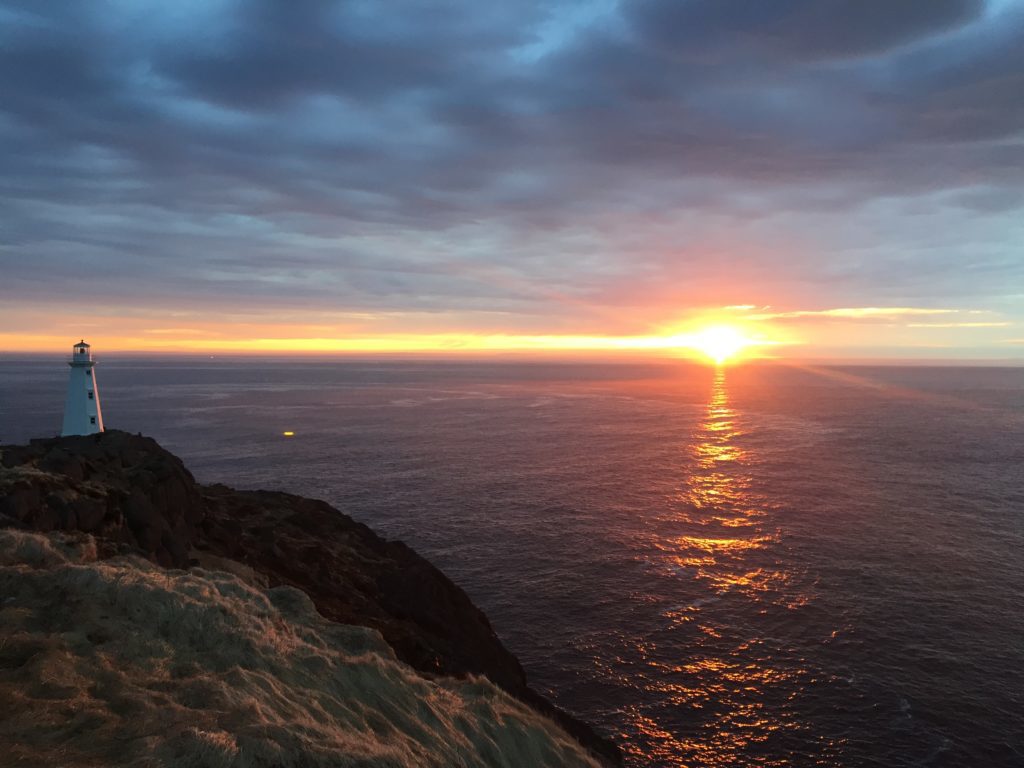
[61,340,104,436]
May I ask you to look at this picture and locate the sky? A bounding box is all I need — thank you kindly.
[1,0,1023,360]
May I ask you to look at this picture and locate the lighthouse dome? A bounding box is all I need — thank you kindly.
[72,340,92,361]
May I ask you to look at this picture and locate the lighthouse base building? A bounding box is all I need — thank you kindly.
[61,340,104,436]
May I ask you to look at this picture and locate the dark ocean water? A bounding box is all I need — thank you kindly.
[2,358,1023,767]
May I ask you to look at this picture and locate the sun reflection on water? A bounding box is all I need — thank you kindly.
[624,367,821,766]
[680,368,767,575]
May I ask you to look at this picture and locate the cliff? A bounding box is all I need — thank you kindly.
[0,430,621,767]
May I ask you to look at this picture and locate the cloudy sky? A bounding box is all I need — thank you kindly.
[2,0,1022,358]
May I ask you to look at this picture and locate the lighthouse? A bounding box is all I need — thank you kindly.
[61,340,104,436]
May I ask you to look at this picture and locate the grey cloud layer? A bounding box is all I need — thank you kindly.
[1,0,1022,324]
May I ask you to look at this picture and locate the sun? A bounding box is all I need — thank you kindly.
[684,325,752,365]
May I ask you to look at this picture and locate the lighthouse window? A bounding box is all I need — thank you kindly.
[90,417,96,424]
[88,391,94,399]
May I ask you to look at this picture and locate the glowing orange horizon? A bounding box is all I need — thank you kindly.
[0,324,783,363]
[2,302,1014,361]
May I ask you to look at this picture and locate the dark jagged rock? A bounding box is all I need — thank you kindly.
[0,432,202,567]
[0,430,622,766]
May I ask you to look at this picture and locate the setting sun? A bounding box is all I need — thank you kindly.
[684,325,753,365]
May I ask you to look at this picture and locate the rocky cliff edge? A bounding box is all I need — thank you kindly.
[0,430,621,767]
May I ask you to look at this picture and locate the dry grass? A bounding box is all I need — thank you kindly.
[0,529,598,768]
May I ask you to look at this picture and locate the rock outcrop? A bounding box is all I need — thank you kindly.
[0,432,202,567]
[0,430,621,766]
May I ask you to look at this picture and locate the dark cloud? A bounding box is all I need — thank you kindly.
[158,1,477,108]
[628,0,985,61]
[0,0,1022,332]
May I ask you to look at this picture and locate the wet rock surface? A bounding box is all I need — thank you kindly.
[0,430,621,766]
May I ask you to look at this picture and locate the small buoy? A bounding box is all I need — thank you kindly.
[282,431,295,437]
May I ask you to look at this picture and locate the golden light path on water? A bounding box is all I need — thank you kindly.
[628,367,814,767]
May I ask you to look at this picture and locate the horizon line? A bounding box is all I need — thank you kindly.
[1,350,1022,367]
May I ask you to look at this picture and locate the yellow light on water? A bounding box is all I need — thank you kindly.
[282,431,295,437]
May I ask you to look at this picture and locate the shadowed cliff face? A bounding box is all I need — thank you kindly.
[0,432,202,567]
[0,431,621,766]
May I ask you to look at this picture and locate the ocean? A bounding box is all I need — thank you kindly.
[2,358,1022,767]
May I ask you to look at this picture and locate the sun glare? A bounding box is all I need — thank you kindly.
[685,325,752,365]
